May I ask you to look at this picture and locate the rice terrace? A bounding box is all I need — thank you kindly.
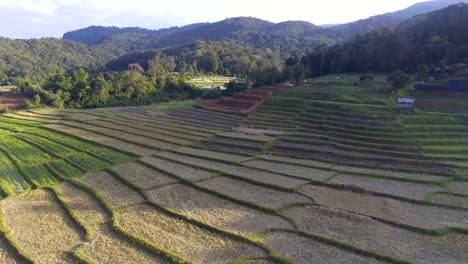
[2,0,468,263]
[0,75,466,263]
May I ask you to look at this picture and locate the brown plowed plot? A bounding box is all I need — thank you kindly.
[59,121,178,150]
[111,162,177,189]
[0,94,26,110]
[0,238,17,264]
[55,182,107,235]
[432,194,468,208]
[283,205,468,263]
[0,189,82,261]
[79,171,144,208]
[198,177,312,209]
[156,151,308,189]
[242,159,334,182]
[117,204,265,263]
[329,174,443,200]
[147,184,292,234]
[45,124,156,156]
[78,226,168,264]
[83,119,196,145]
[298,185,468,230]
[173,146,253,163]
[449,181,468,195]
[263,232,384,264]
[142,156,218,181]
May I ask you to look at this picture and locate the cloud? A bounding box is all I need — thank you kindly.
[0,0,425,39]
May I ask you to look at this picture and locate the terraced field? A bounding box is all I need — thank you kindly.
[0,83,467,263]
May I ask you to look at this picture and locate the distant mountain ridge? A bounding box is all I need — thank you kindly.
[329,0,468,35]
[68,17,341,58]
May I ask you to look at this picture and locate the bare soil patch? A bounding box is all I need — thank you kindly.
[1,189,82,259]
[157,151,308,189]
[55,182,107,235]
[449,181,468,195]
[79,171,144,208]
[78,226,167,264]
[263,231,384,264]
[198,177,312,209]
[329,174,443,200]
[147,183,292,234]
[283,205,468,264]
[112,162,177,189]
[243,159,334,182]
[117,204,265,263]
[141,156,218,181]
[433,194,468,208]
[298,185,468,230]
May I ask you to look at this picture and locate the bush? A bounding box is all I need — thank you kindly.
[387,70,410,89]
[223,81,249,96]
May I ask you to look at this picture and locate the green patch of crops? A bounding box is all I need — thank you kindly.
[47,159,82,179]
[16,133,76,157]
[26,128,132,162]
[21,164,59,187]
[0,152,29,195]
[66,153,111,171]
[0,137,51,165]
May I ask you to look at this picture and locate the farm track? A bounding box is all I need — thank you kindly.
[1,84,468,262]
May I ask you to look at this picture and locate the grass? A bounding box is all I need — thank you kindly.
[144,100,197,110]
[307,74,388,84]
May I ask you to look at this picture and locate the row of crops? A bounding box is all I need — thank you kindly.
[0,115,134,196]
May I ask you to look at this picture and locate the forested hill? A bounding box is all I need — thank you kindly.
[63,0,468,51]
[303,3,468,76]
[329,0,468,36]
[65,17,342,58]
[63,23,209,46]
[105,41,283,79]
[0,38,113,83]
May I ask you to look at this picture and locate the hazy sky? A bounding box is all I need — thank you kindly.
[0,0,427,39]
